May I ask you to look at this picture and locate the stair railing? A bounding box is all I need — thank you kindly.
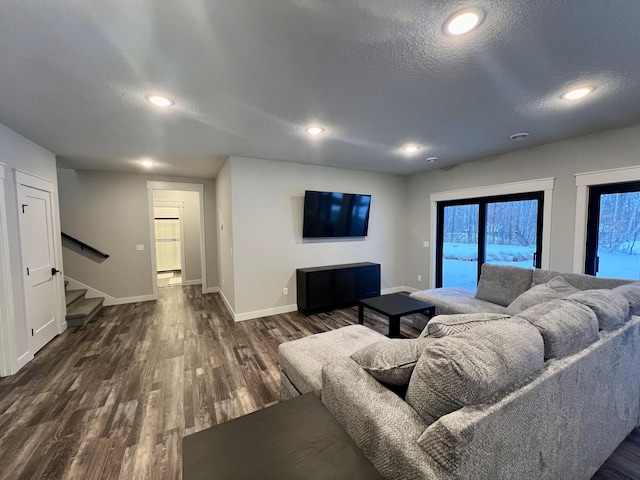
[61,232,110,259]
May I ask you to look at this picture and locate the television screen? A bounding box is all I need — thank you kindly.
[303,190,371,238]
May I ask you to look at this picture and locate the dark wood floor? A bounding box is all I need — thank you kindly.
[0,286,638,479]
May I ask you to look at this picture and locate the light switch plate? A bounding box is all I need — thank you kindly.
[136,244,144,251]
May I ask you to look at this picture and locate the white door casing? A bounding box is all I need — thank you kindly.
[0,163,17,376]
[16,173,63,354]
[146,181,206,299]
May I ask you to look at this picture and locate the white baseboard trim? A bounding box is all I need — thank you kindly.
[381,286,411,294]
[64,276,156,306]
[217,289,235,319]
[172,285,418,323]
[234,304,298,322]
[181,279,202,286]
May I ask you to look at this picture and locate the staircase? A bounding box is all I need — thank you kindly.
[64,280,105,327]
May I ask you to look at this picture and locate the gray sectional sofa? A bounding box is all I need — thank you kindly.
[278,265,640,479]
[409,263,632,329]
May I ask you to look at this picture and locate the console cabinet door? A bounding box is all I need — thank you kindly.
[358,265,381,299]
[334,269,357,305]
[305,271,333,310]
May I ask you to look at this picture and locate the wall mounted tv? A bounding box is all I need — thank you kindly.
[302,190,371,238]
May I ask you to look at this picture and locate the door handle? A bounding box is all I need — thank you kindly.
[51,268,60,276]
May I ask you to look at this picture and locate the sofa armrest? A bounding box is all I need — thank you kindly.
[321,357,446,480]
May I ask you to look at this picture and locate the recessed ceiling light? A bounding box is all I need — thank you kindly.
[426,157,438,163]
[146,95,174,107]
[403,144,421,153]
[510,132,530,142]
[444,8,484,36]
[561,87,595,100]
[305,126,325,135]
[140,159,154,167]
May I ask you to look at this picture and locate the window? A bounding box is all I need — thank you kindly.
[436,192,544,291]
[585,181,640,279]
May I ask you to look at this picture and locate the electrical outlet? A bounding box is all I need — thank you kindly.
[423,241,429,248]
[418,275,422,281]
[136,244,144,251]
[283,287,288,295]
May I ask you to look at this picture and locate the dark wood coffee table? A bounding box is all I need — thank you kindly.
[358,293,435,338]
[182,392,382,480]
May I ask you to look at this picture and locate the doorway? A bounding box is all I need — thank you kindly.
[147,182,206,300]
[154,202,185,287]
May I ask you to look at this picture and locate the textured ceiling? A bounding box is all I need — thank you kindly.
[1,1,640,178]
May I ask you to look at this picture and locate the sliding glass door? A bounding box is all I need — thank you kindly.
[585,181,640,279]
[436,192,543,291]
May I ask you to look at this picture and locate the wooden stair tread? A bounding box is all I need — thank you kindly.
[66,297,104,320]
[65,289,86,306]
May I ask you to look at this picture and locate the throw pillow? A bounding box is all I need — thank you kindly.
[425,313,511,338]
[475,264,533,307]
[405,320,544,426]
[613,282,640,316]
[514,299,599,360]
[506,276,579,315]
[351,337,436,386]
[566,289,630,331]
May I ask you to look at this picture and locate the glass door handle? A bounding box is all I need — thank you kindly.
[595,256,600,274]
[532,252,537,267]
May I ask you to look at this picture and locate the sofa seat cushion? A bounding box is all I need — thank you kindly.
[613,282,640,316]
[475,264,533,307]
[405,320,544,427]
[506,276,579,315]
[424,313,511,338]
[351,338,437,386]
[567,289,630,330]
[514,299,599,360]
[410,288,508,316]
[278,325,385,397]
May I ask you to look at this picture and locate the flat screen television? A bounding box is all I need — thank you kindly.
[303,190,371,238]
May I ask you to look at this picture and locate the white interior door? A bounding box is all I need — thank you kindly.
[17,184,60,353]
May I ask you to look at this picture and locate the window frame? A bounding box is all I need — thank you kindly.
[435,191,544,288]
[584,180,640,276]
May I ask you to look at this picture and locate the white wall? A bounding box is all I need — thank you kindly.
[215,160,235,308]
[153,190,201,282]
[226,156,407,319]
[57,169,218,299]
[406,124,640,290]
[0,123,61,375]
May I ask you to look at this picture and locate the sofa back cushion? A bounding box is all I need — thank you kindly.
[405,320,544,426]
[506,276,579,315]
[423,313,510,338]
[532,268,632,290]
[514,299,599,360]
[351,338,436,386]
[567,289,630,330]
[613,282,640,316]
[475,264,533,307]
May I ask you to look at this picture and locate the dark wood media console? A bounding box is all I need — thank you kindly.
[296,262,381,314]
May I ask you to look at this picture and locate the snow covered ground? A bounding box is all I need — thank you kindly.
[441,243,640,291]
[597,250,640,280]
[442,243,535,292]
